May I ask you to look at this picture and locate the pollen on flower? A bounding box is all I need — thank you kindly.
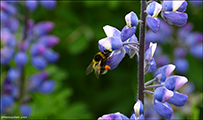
[105,65,111,70]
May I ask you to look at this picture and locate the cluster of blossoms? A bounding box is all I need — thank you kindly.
[145,20,202,75]
[96,0,189,119]
[1,1,58,116]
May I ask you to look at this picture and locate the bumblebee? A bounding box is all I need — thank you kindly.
[86,50,112,79]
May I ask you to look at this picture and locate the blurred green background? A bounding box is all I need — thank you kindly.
[16,1,202,119]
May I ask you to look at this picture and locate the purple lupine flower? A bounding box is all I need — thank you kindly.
[1,1,17,16]
[164,75,188,91]
[39,1,56,10]
[161,0,188,26]
[120,25,136,42]
[1,28,16,47]
[125,11,139,28]
[33,21,54,36]
[146,1,162,33]
[153,100,173,119]
[38,80,55,94]
[3,17,19,32]
[98,37,123,52]
[31,56,47,70]
[38,35,59,47]
[154,64,176,83]
[98,112,129,120]
[28,72,49,92]
[154,87,174,103]
[144,42,157,73]
[20,104,32,117]
[1,95,14,114]
[30,43,47,56]
[7,68,21,82]
[26,0,56,11]
[1,47,14,65]
[189,42,203,59]
[14,52,28,67]
[167,92,188,107]
[42,49,59,63]
[174,58,189,74]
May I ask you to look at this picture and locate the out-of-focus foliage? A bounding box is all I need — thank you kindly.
[1,1,202,119]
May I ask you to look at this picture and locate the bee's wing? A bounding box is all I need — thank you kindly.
[86,61,94,75]
[94,70,100,79]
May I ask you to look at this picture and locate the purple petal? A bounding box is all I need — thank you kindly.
[147,15,160,33]
[1,95,14,114]
[20,104,32,117]
[39,1,56,10]
[43,49,59,63]
[30,43,47,56]
[98,112,129,120]
[153,100,173,119]
[174,58,189,74]
[190,43,203,59]
[154,64,176,82]
[164,11,188,27]
[165,75,188,91]
[168,92,188,107]
[106,49,125,70]
[177,1,187,12]
[25,1,38,11]
[7,68,21,82]
[148,58,157,73]
[154,87,173,102]
[146,2,162,17]
[1,47,14,65]
[156,55,171,67]
[1,28,16,47]
[14,52,28,67]
[31,56,47,70]
[34,21,54,36]
[38,80,55,94]
[125,11,139,28]
[174,47,187,58]
[38,35,59,47]
[121,26,136,42]
[103,25,121,37]
[98,37,123,52]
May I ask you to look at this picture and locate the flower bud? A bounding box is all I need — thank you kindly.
[134,99,144,117]
[1,47,14,65]
[39,1,56,10]
[38,35,59,47]
[34,21,54,36]
[7,68,20,82]
[43,49,59,63]
[30,43,47,56]
[25,1,38,11]
[125,11,138,28]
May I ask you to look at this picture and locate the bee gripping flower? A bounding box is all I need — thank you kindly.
[165,75,188,91]
[168,92,188,107]
[153,100,173,119]
[154,87,174,103]
[125,11,138,28]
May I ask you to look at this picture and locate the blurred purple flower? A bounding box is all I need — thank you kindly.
[1,47,14,65]
[31,56,47,70]
[20,104,32,117]
[174,58,189,74]
[14,52,28,67]
[34,21,54,36]
[26,0,56,11]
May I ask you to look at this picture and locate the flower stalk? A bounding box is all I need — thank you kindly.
[138,0,147,105]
